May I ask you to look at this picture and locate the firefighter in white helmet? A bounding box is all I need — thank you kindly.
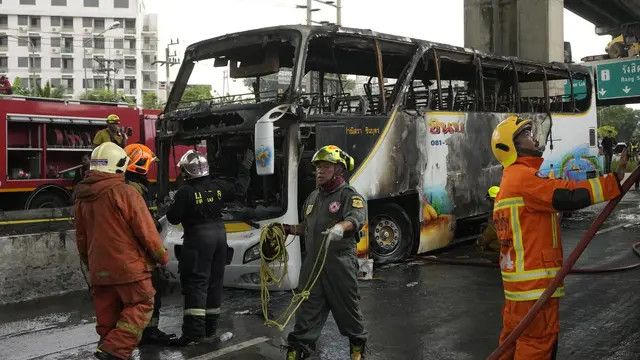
[165,148,253,346]
[74,142,168,360]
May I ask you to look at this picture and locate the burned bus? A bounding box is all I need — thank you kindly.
[156,25,597,289]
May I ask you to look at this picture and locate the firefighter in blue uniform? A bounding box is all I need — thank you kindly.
[166,149,253,346]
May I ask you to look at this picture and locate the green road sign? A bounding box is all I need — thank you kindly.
[563,78,587,100]
[596,59,640,100]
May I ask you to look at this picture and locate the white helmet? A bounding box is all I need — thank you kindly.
[177,150,209,179]
[90,142,129,174]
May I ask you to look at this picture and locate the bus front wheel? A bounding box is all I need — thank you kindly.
[369,203,413,264]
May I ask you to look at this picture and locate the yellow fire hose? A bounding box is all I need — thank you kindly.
[259,223,329,331]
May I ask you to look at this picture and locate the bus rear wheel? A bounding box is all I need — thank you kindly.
[369,203,413,264]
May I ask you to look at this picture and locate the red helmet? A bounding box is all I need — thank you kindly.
[124,143,156,174]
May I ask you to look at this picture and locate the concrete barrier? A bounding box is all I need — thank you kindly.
[0,229,86,305]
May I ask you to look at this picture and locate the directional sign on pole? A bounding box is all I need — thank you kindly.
[596,59,640,100]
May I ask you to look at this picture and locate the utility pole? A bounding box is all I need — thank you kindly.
[93,57,120,95]
[298,0,342,26]
[152,38,180,101]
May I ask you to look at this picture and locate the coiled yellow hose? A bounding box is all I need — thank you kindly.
[260,222,329,331]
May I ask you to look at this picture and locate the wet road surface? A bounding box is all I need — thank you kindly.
[1,192,639,360]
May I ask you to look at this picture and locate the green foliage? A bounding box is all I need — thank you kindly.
[12,78,65,98]
[12,77,31,96]
[597,106,640,142]
[81,89,135,105]
[597,125,618,138]
[142,91,162,109]
[180,85,212,103]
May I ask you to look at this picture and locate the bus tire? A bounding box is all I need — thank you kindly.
[28,191,70,209]
[369,203,414,264]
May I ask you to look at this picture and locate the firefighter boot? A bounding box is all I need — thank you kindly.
[93,349,121,360]
[205,314,219,338]
[167,335,201,347]
[139,326,176,345]
[350,341,365,360]
[285,346,307,360]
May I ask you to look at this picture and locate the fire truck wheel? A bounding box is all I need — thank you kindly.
[28,192,70,209]
[369,203,413,264]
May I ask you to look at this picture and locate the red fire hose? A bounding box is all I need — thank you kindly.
[486,166,640,360]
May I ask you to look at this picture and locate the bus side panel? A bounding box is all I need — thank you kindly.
[537,113,600,180]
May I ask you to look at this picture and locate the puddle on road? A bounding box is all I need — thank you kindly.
[0,313,71,339]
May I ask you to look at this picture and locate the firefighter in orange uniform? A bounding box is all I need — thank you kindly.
[491,116,625,360]
[75,142,169,360]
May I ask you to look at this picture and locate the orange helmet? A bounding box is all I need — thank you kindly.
[124,143,156,174]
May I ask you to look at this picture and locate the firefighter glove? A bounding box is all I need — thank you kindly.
[322,223,344,243]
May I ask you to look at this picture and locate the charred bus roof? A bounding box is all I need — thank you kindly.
[161,25,593,142]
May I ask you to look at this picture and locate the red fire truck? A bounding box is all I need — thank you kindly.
[0,94,182,210]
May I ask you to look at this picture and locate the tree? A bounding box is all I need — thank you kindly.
[181,85,212,103]
[81,89,135,105]
[142,92,162,109]
[597,125,618,138]
[33,81,65,99]
[597,106,640,142]
[12,77,30,96]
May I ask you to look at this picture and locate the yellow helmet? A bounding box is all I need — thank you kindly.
[106,114,120,124]
[491,115,532,167]
[90,142,129,174]
[487,186,500,199]
[311,145,355,171]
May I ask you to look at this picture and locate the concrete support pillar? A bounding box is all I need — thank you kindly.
[464,0,564,63]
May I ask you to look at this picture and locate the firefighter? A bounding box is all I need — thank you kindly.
[93,114,127,148]
[165,148,253,346]
[476,185,501,263]
[0,75,12,95]
[123,143,176,345]
[74,142,169,360]
[283,145,367,360]
[491,116,625,359]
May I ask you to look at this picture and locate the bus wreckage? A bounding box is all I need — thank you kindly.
[156,25,598,289]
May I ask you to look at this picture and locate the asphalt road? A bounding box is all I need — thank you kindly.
[1,191,639,360]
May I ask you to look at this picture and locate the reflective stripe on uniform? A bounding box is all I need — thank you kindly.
[494,197,525,211]
[206,308,221,315]
[550,213,558,248]
[588,178,604,203]
[154,247,166,259]
[116,320,143,337]
[501,267,560,282]
[184,308,206,316]
[504,287,565,301]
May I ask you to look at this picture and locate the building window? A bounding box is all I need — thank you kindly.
[29,36,41,50]
[0,57,8,70]
[94,78,105,89]
[62,37,73,51]
[18,57,29,68]
[62,58,73,70]
[83,58,93,69]
[0,36,7,47]
[83,79,93,88]
[83,37,92,48]
[0,15,8,29]
[125,18,135,29]
[94,18,104,30]
[127,79,136,89]
[83,18,93,28]
[18,16,28,26]
[30,16,41,29]
[114,0,128,8]
[51,16,61,26]
[51,78,61,88]
[62,17,73,28]
[51,0,67,5]
[18,37,28,46]
[93,37,105,49]
[116,79,124,88]
[84,0,99,7]
[114,38,124,49]
[20,0,36,4]
[51,37,61,47]
[62,78,73,90]
[29,57,41,70]
[51,58,61,68]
